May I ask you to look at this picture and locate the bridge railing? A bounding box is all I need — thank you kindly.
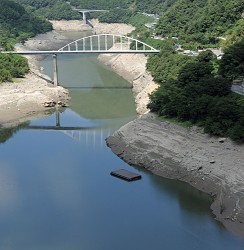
[58,34,159,53]
[0,34,159,86]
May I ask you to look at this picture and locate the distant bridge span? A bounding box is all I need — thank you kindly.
[73,8,108,24]
[74,9,109,22]
[1,34,159,86]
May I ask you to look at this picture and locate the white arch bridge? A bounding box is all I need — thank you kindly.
[1,34,159,86]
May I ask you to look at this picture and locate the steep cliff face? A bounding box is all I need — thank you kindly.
[98,51,159,114]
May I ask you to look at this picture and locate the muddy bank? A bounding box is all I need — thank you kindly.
[106,113,244,237]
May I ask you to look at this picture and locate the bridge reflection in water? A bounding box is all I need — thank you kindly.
[25,110,112,148]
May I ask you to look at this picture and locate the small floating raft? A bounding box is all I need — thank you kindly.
[110,169,142,181]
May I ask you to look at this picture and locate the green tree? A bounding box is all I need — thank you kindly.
[219,38,244,80]
[147,49,244,142]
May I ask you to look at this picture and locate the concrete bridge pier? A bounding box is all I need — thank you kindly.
[77,11,87,24]
[56,109,60,127]
[52,53,59,87]
[82,12,87,23]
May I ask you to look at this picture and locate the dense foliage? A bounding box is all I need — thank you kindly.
[156,0,244,47]
[0,0,52,82]
[224,19,244,47]
[2,0,243,141]
[97,9,155,27]
[97,9,133,24]
[68,0,132,10]
[69,0,177,14]
[12,0,242,48]
[0,0,52,48]
[70,0,243,49]
[148,40,244,141]
[13,0,81,20]
[0,54,29,82]
[135,0,177,14]
[147,40,194,83]
[219,39,244,80]
[68,0,176,25]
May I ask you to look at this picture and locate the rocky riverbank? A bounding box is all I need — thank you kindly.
[1,19,244,238]
[98,47,159,114]
[102,38,244,237]
[50,19,135,35]
[106,113,244,237]
[90,21,244,238]
[0,19,136,128]
[49,20,152,114]
[0,31,72,128]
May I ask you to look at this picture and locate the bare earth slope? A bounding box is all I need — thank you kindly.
[1,20,243,238]
[107,113,244,237]
[95,22,244,237]
[0,31,70,128]
[98,51,159,114]
[0,20,135,128]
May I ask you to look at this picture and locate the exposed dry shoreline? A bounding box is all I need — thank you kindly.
[0,20,243,238]
[0,19,135,128]
[97,30,244,237]
[106,114,244,237]
[0,31,71,128]
[103,54,244,237]
[98,46,159,114]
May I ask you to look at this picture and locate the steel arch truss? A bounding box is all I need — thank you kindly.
[58,34,159,54]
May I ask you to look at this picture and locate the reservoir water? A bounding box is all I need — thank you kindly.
[0,32,244,249]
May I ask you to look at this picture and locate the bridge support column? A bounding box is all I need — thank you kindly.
[82,12,87,23]
[56,109,60,127]
[52,53,59,87]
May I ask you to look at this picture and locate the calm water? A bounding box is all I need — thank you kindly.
[0,32,243,249]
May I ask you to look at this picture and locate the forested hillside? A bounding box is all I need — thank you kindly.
[69,0,243,47]
[13,0,168,24]
[68,0,132,10]
[0,0,52,49]
[11,0,243,47]
[156,0,244,47]
[145,0,244,141]
[147,39,244,142]
[0,0,52,82]
[1,0,243,141]
[13,0,81,20]
[68,0,175,13]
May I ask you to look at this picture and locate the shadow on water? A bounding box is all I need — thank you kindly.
[0,122,30,144]
[132,167,230,234]
[134,167,213,215]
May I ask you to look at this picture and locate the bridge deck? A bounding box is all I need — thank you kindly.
[1,50,159,55]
